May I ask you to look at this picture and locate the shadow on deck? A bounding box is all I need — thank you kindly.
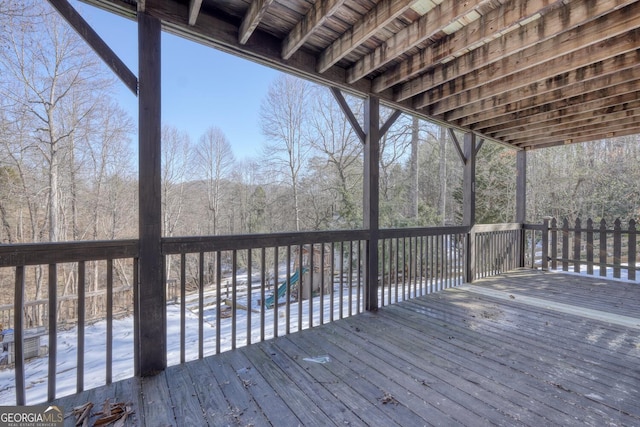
[53,270,640,426]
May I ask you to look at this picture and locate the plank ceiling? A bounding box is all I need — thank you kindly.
[80,0,640,150]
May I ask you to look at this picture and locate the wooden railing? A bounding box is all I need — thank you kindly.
[378,226,468,305]
[0,241,138,405]
[0,223,527,405]
[161,230,369,364]
[533,217,639,280]
[472,223,523,280]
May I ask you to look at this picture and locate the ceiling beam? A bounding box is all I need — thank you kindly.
[449,51,640,125]
[424,27,640,118]
[498,102,640,143]
[486,90,640,140]
[372,0,564,93]
[188,0,203,26]
[511,114,640,148]
[482,76,640,137]
[282,0,346,60]
[316,0,415,73]
[521,127,640,150]
[346,0,488,84]
[482,91,640,140]
[239,0,275,44]
[399,0,640,105]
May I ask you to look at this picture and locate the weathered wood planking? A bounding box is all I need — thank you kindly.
[52,271,640,426]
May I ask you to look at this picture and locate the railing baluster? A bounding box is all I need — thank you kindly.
[77,261,85,392]
[216,251,222,354]
[348,241,354,316]
[357,240,362,313]
[273,246,279,338]
[309,244,314,327]
[586,219,594,275]
[199,252,204,358]
[260,248,266,342]
[629,219,636,281]
[574,219,582,273]
[319,244,325,324]
[246,249,252,346]
[106,259,113,383]
[339,242,344,319]
[330,242,335,323]
[48,263,57,401]
[180,254,186,363]
[393,238,398,303]
[562,218,569,271]
[232,250,238,350]
[599,219,607,277]
[14,266,25,405]
[614,218,622,278]
[297,244,303,332]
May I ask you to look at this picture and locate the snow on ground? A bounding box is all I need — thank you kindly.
[0,280,372,405]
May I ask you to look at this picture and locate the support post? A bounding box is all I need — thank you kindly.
[364,96,380,311]
[137,11,165,376]
[463,133,476,282]
[516,150,527,267]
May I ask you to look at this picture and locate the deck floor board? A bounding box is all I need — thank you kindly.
[52,270,640,426]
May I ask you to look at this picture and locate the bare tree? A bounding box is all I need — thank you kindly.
[162,125,191,237]
[307,87,363,228]
[260,75,312,231]
[193,126,235,235]
[0,2,112,242]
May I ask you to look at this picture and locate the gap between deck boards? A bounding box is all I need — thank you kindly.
[454,285,640,330]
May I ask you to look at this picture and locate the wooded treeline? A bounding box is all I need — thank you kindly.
[2,1,640,248]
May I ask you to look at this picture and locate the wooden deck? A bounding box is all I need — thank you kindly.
[53,270,640,426]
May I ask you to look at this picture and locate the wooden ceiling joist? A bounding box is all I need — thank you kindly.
[346,0,491,84]
[427,28,640,119]
[282,0,346,60]
[493,92,640,141]
[80,0,640,150]
[239,0,275,44]
[188,0,203,26]
[448,52,640,126]
[316,0,416,73]
[400,0,640,106]
[486,79,640,138]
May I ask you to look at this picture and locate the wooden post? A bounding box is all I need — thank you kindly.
[331,89,399,311]
[516,150,526,268]
[463,133,476,282]
[364,96,380,311]
[137,12,166,376]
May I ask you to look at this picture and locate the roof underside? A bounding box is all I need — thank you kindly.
[81,0,640,150]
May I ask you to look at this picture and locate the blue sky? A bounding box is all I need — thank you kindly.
[73,1,281,161]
